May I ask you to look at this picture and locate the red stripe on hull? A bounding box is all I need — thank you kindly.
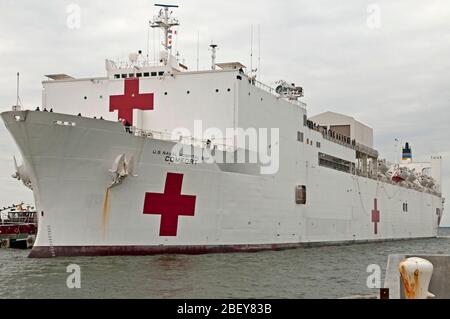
[28,243,301,258]
[27,236,436,258]
[0,224,37,235]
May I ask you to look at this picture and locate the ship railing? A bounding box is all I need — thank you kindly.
[109,59,161,70]
[130,127,236,152]
[321,130,351,147]
[354,168,442,196]
[1,220,35,225]
[321,130,357,151]
[355,143,379,158]
[321,130,379,158]
[253,79,277,95]
[1,212,37,225]
[252,79,307,108]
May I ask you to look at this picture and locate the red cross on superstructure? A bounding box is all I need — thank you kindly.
[143,173,197,237]
[109,78,154,124]
[371,198,380,235]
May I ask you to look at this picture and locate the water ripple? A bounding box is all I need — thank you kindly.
[1,229,450,298]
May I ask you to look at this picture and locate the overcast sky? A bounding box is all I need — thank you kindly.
[0,0,449,225]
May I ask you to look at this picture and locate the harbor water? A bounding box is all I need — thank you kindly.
[1,228,450,299]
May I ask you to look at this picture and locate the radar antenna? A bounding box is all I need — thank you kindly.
[150,4,179,57]
[275,80,304,100]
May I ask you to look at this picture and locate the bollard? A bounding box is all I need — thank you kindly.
[399,257,435,299]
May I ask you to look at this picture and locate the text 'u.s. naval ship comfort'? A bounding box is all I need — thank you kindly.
[2,4,444,257]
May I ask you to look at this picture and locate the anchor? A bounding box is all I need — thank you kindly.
[11,156,33,190]
[108,154,137,188]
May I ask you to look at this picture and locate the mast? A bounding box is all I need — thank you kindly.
[16,72,19,107]
[250,24,253,78]
[258,24,261,80]
[196,30,200,71]
[150,3,179,62]
[12,72,21,111]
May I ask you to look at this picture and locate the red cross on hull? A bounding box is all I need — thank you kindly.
[371,198,380,235]
[109,78,154,124]
[143,173,196,236]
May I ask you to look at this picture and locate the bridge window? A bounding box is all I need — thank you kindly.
[297,131,304,142]
[136,73,142,77]
[316,141,321,148]
[158,71,164,76]
[114,74,120,79]
[128,73,135,78]
[295,185,306,205]
[144,72,150,77]
[121,74,127,78]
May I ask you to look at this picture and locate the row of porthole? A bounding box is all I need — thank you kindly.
[163,88,232,95]
[82,88,233,100]
[114,72,165,79]
[84,96,102,100]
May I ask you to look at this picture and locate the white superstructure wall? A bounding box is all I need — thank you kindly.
[310,111,373,148]
[42,70,239,142]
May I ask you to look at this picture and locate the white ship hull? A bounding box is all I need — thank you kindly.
[2,111,441,257]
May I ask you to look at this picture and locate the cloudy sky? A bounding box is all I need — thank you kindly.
[0,0,449,224]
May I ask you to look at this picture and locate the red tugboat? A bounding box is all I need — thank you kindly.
[0,203,37,249]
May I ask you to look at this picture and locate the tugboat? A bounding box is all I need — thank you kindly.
[0,203,37,249]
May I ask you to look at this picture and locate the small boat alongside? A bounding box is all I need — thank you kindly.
[0,203,37,249]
